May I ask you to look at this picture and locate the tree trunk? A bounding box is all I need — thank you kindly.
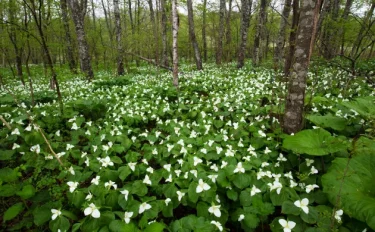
[283,0,321,134]
[253,0,268,66]
[339,0,353,55]
[284,0,299,76]
[148,0,159,63]
[60,0,77,73]
[225,0,233,62]
[273,0,292,70]
[237,0,252,69]
[68,0,94,80]
[172,0,178,88]
[216,0,225,65]
[114,0,124,75]
[202,0,207,62]
[187,0,203,70]
[161,0,168,66]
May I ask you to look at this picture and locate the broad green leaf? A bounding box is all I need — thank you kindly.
[144,222,165,232]
[49,216,70,232]
[322,138,375,230]
[33,204,52,226]
[341,97,375,119]
[109,220,138,232]
[281,201,300,215]
[3,202,24,222]
[0,167,19,182]
[0,150,15,160]
[307,115,347,131]
[16,184,36,199]
[131,181,148,196]
[243,213,260,229]
[118,166,131,181]
[232,173,251,189]
[188,182,199,203]
[282,128,347,156]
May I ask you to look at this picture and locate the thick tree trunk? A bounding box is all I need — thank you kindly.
[237,0,252,69]
[187,0,203,70]
[283,0,321,134]
[113,0,124,75]
[253,0,268,66]
[60,0,77,73]
[172,0,178,88]
[273,0,292,70]
[216,0,225,65]
[68,0,94,80]
[202,0,207,62]
[225,0,233,62]
[161,0,168,66]
[284,0,299,76]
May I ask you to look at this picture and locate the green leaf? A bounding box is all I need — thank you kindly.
[118,166,131,181]
[188,182,199,203]
[307,115,347,131]
[25,131,45,145]
[243,213,260,229]
[341,97,375,119]
[0,167,19,182]
[131,181,148,196]
[281,201,300,215]
[0,183,18,197]
[232,174,251,189]
[49,216,70,232]
[227,189,238,201]
[300,207,318,224]
[16,184,36,199]
[109,220,138,232]
[4,202,24,222]
[270,189,289,206]
[144,222,165,232]
[33,204,52,226]
[322,139,375,230]
[282,128,347,156]
[0,150,15,160]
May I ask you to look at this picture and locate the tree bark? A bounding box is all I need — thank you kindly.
[68,0,94,80]
[187,0,203,70]
[283,0,321,134]
[113,0,124,75]
[216,0,225,65]
[148,0,159,63]
[202,0,208,62]
[339,0,353,55]
[225,0,233,62]
[172,0,178,88]
[273,0,292,70]
[60,0,77,73]
[284,0,299,76]
[253,0,268,66]
[161,0,168,66]
[237,0,252,68]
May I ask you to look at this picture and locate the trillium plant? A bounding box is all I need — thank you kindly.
[0,64,374,232]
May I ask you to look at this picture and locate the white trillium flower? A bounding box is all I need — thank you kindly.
[305,158,314,167]
[196,179,211,193]
[210,221,223,231]
[233,162,245,173]
[143,174,152,185]
[66,144,74,150]
[11,128,20,135]
[67,181,79,193]
[278,219,296,232]
[208,174,218,183]
[309,166,318,175]
[268,180,282,194]
[104,180,117,190]
[165,198,171,206]
[176,191,185,201]
[124,211,133,224]
[335,209,343,222]
[91,176,100,185]
[68,166,75,175]
[51,209,62,220]
[250,185,261,196]
[163,164,171,172]
[71,122,79,130]
[139,202,152,214]
[238,214,245,221]
[12,143,20,150]
[208,204,221,217]
[193,157,203,166]
[30,144,41,154]
[305,184,319,193]
[128,162,136,172]
[85,191,93,201]
[120,189,129,201]
[294,198,309,214]
[84,203,100,218]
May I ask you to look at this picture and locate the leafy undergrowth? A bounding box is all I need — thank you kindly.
[0,64,374,232]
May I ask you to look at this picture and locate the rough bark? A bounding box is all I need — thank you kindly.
[68,0,94,80]
[284,0,299,76]
[283,0,322,134]
[273,0,292,70]
[172,0,178,88]
[161,0,168,66]
[225,0,233,61]
[216,0,225,65]
[202,0,207,62]
[237,0,252,69]
[113,0,124,75]
[60,0,77,73]
[187,0,203,70]
[253,0,268,66]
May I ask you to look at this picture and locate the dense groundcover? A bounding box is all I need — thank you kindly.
[1,64,374,232]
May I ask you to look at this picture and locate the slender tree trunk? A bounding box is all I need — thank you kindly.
[68,0,94,80]
[161,0,168,66]
[216,0,225,65]
[114,0,124,75]
[284,0,299,76]
[339,0,353,55]
[253,0,268,66]
[283,0,322,134]
[187,0,203,70]
[225,0,233,62]
[101,0,113,42]
[350,1,375,58]
[237,0,252,68]
[148,0,159,63]
[172,0,178,88]
[273,0,292,70]
[60,0,77,73]
[202,0,207,62]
